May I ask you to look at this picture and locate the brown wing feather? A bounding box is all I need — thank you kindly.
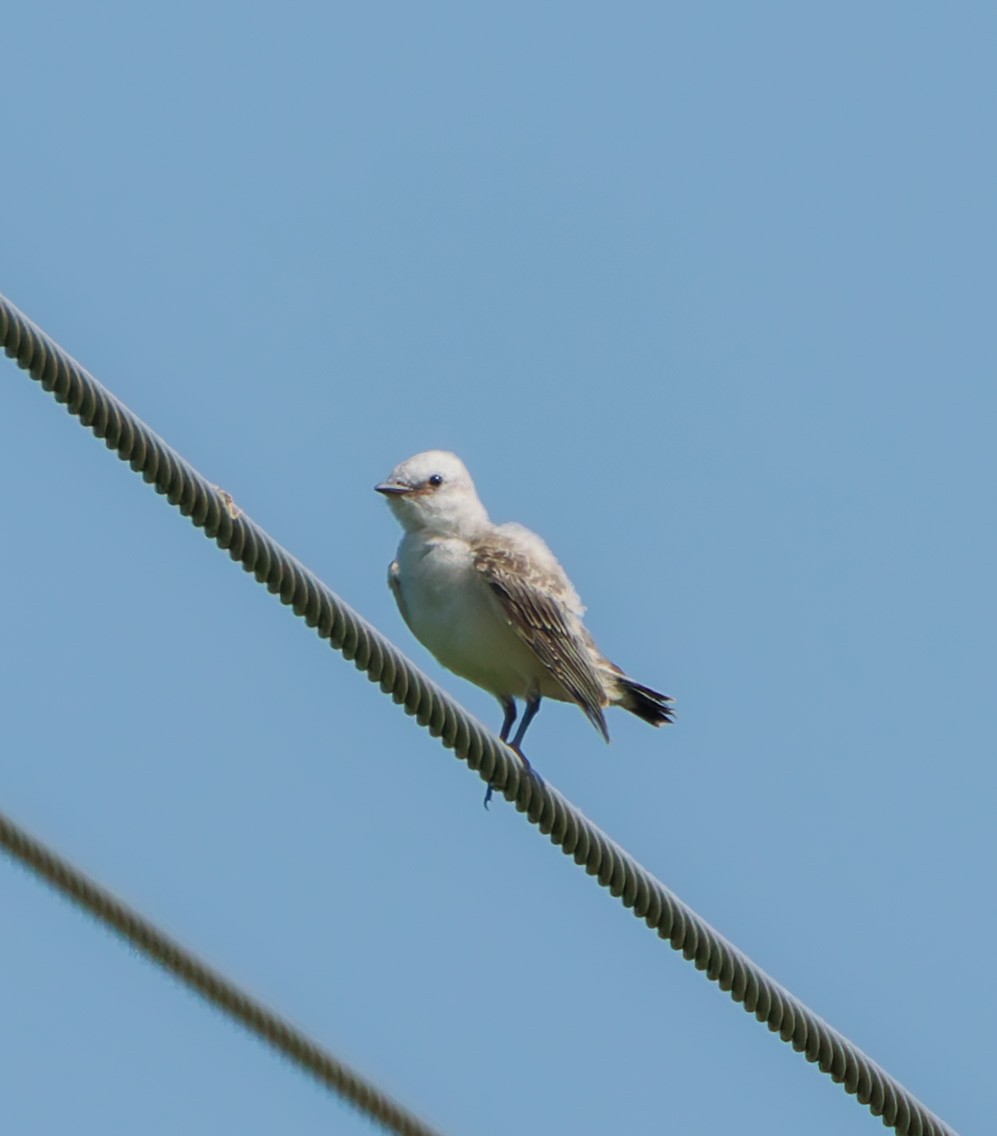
[473,542,609,740]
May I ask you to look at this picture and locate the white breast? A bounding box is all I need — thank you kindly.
[394,533,557,701]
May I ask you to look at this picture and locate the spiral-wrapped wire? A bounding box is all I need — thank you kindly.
[2,291,958,1136]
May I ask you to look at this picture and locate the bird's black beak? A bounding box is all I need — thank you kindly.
[375,480,413,496]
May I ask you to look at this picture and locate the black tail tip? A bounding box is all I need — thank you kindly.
[620,678,675,727]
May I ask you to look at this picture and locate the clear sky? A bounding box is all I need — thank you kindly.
[2,5,992,1134]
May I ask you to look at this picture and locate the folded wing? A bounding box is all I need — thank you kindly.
[473,533,609,741]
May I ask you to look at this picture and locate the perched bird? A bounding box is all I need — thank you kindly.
[375,451,673,799]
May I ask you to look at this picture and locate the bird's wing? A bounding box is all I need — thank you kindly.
[387,560,414,631]
[472,537,609,740]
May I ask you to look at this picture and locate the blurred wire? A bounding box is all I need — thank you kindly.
[0,809,446,1136]
[1,290,958,1136]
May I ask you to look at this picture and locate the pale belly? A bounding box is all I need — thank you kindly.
[395,536,569,702]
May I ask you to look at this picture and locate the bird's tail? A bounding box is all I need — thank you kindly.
[616,675,675,727]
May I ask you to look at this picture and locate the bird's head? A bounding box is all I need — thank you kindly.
[375,451,489,537]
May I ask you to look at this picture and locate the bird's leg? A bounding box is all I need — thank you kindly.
[484,697,545,808]
[510,695,541,753]
[498,698,518,742]
[486,695,547,804]
[484,698,519,808]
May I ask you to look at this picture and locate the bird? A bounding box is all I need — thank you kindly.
[375,451,673,802]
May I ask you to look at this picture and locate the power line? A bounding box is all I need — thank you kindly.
[1,290,958,1136]
[0,809,445,1136]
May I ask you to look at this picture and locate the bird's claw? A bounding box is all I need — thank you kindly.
[482,743,541,808]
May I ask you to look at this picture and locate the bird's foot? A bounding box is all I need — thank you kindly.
[482,744,542,809]
[508,742,532,772]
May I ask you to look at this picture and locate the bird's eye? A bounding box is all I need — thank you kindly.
[428,474,444,487]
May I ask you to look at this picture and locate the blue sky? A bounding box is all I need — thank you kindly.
[2,5,992,1133]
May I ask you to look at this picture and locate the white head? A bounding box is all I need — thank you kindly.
[375,451,490,537]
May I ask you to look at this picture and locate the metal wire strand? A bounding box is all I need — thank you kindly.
[0,809,445,1136]
[1,290,958,1136]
